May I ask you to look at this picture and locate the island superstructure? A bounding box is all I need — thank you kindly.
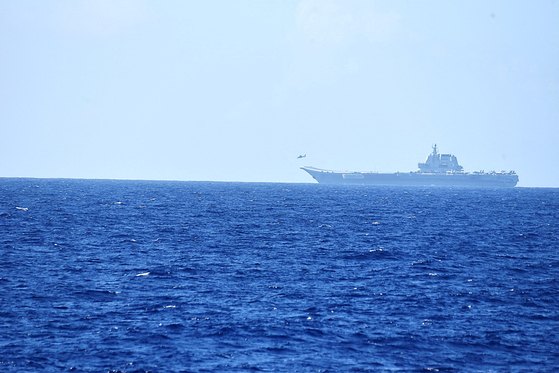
[300,145,519,187]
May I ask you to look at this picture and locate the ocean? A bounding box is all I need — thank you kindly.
[1,178,558,372]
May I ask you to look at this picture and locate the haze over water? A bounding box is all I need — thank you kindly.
[1,1,558,186]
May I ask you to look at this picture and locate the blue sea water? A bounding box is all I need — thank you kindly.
[1,178,558,372]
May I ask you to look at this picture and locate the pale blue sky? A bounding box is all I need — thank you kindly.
[1,0,557,187]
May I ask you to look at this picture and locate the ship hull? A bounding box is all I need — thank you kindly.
[301,167,519,187]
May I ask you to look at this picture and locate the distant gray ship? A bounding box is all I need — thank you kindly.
[301,145,519,187]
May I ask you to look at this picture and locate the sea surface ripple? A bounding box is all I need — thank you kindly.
[1,179,558,372]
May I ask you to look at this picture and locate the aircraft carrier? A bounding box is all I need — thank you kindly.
[300,145,519,187]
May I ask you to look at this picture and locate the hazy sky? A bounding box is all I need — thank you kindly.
[1,0,558,187]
